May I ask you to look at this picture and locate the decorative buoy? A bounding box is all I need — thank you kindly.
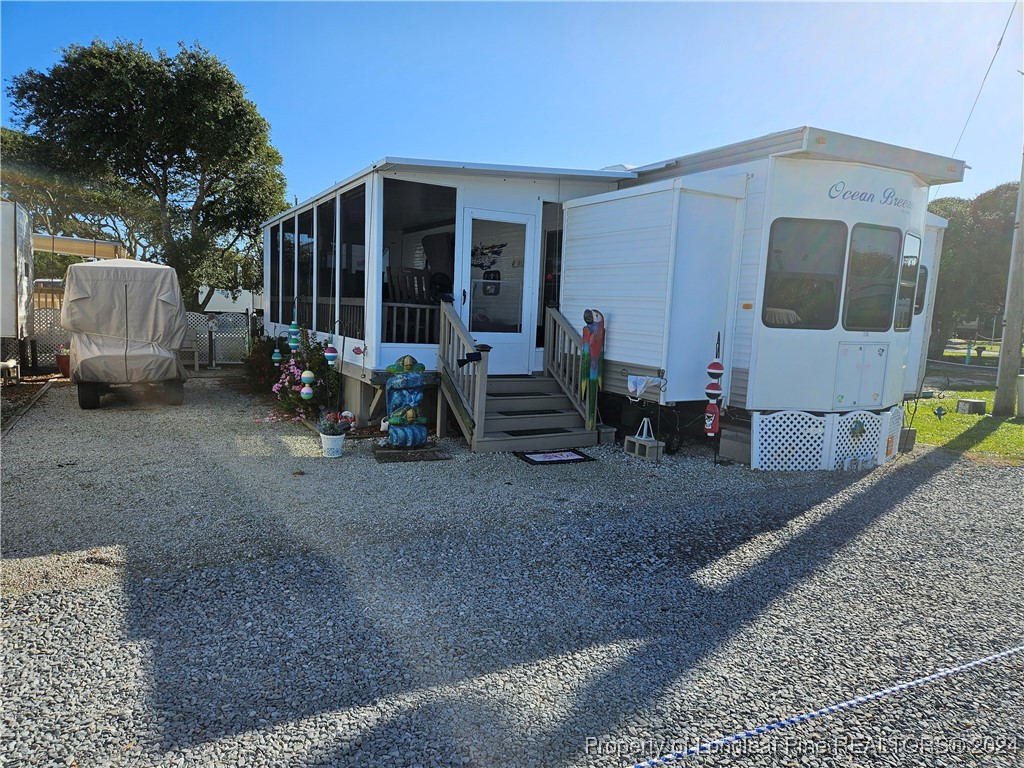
[288,321,300,338]
[301,370,315,385]
[271,348,283,364]
[324,343,338,363]
[340,410,355,423]
[288,336,300,352]
[300,385,314,400]
[705,381,723,400]
[707,359,725,380]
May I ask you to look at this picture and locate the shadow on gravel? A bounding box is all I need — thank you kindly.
[16,377,1003,766]
[124,427,995,765]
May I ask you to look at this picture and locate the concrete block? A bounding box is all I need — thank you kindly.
[623,435,664,461]
[956,398,986,415]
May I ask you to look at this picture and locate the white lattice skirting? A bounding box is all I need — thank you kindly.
[752,406,904,471]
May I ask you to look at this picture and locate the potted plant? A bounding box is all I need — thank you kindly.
[55,343,71,378]
[316,410,354,457]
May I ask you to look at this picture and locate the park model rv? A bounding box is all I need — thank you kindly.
[263,127,964,467]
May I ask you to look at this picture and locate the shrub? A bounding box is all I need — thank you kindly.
[270,330,341,419]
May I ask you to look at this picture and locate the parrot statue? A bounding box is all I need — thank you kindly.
[579,309,605,431]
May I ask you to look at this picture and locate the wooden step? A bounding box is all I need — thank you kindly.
[485,408,584,431]
[485,375,563,395]
[485,391,572,413]
[475,426,599,453]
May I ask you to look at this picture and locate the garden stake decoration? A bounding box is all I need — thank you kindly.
[705,333,724,438]
[579,309,605,432]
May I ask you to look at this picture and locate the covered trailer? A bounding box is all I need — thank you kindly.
[561,127,965,470]
[61,259,188,409]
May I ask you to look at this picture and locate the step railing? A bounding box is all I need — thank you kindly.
[543,306,587,420]
[437,300,490,451]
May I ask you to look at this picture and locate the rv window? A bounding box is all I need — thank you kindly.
[269,224,280,324]
[843,224,902,332]
[914,265,928,315]
[762,218,847,330]
[894,233,921,331]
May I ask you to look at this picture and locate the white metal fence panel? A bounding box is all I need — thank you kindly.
[185,312,250,365]
[32,308,68,369]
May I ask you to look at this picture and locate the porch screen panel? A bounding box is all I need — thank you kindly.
[281,216,296,323]
[315,198,337,334]
[297,209,314,328]
[269,224,280,324]
[339,184,366,340]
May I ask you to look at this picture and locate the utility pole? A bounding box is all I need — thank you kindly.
[992,145,1024,416]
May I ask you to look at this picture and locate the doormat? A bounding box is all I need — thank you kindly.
[514,449,595,465]
[372,443,451,463]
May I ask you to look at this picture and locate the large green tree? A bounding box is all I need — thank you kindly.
[927,181,1017,353]
[6,39,287,309]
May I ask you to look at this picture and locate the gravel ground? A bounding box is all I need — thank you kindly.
[2,375,1022,768]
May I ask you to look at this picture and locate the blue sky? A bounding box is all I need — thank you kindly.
[2,2,1021,204]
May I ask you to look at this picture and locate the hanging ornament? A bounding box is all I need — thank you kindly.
[301,370,315,385]
[705,381,722,400]
[324,339,339,363]
[271,348,283,364]
[289,320,300,338]
[288,336,300,353]
[300,385,314,400]
[707,359,724,380]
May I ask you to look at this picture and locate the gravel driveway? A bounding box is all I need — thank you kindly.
[2,376,1022,767]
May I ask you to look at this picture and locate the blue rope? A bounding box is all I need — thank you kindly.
[630,643,1024,768]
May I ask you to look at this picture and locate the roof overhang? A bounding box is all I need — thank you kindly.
[263,157,636,227]
[31,233,124,260]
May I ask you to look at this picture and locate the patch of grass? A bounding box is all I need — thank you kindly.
[908,388,1024,464]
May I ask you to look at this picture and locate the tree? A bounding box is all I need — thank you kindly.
[927,181,1018,353]
[1,126,162,262]
[7,39,287,310]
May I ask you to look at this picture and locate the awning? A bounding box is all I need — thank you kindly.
[31,233,124,260]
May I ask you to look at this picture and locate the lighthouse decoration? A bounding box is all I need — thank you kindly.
[705,335,724,438]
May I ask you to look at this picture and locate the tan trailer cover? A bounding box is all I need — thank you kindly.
[61,259,188,383]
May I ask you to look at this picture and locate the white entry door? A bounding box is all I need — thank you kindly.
[460,209,537,375]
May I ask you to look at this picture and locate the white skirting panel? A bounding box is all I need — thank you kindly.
[751,405,904,471]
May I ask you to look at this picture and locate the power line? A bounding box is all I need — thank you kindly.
[931,1,1020,200]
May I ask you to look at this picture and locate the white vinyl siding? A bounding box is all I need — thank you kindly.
[561,190,674,368]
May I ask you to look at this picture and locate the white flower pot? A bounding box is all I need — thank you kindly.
[319,432,345,458]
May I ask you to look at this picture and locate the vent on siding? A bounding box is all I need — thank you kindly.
[729,367,749,407]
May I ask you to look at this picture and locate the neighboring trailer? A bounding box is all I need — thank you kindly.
[565,127,964,469]
[61,259,189,409]
[1,201,34,344]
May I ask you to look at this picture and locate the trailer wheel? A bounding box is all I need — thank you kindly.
[77,382,101,410]
[664,430,682,455]
[163,380,184,406]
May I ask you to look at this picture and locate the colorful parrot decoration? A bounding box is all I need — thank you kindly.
[580,309,605,431]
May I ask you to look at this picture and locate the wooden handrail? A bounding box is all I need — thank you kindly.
[437,301,489,450]
[543,306,588,420]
